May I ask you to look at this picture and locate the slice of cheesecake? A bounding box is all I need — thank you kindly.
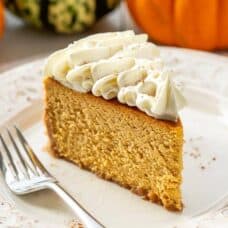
[43,31,185,211]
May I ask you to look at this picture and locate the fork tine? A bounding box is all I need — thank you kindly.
[0,134,19,180]
[7,129,31,179]
[14,127,39,175]
[14,126,50,176]
[0,148,9,178]
[0,148,5,173]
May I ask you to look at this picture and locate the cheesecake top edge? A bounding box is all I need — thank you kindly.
[44,30,186,122]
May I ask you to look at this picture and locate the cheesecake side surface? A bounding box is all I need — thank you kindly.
[44,77,183,211]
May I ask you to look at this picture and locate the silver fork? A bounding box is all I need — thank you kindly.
[0,126,105,228]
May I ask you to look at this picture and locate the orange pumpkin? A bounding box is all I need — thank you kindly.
[0,0,4,38]
[126,0,228,50]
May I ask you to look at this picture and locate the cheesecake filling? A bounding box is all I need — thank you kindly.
[44,31,186,121]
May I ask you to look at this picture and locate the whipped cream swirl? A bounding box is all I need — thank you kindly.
[44,30,185,121]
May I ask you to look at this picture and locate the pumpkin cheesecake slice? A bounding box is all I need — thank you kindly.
[43,31,185,211]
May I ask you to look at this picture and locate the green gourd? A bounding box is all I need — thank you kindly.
[5,0,120,33]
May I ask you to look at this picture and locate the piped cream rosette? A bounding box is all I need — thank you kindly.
[44,31,185,121]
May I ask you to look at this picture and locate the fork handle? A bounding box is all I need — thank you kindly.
[46,182,105,228]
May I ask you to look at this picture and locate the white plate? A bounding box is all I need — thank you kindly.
[1,47,228,228]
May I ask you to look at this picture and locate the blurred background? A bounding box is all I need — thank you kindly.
[1,0,228,71]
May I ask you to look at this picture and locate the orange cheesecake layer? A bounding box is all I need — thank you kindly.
[43,77,183,211]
